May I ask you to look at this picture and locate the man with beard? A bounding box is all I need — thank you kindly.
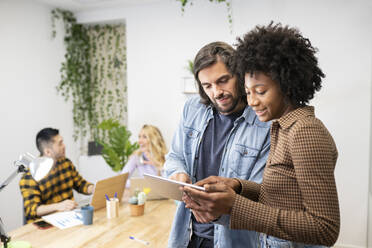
[164,42,271,248]
[19,128,94,223]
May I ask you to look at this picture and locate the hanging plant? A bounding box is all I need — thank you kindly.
[51,9,128,145]
[177,0,233,33]
[51,9,96,141]
[87,24,128,141]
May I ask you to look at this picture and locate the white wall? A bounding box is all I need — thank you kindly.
[0,0,371,247]
[77,0,372,247]
[0,0,78,231]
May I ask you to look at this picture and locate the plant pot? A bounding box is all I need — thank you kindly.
[88,141,103,156]
[129,203,145,216]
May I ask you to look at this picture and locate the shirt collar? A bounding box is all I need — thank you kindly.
[242,106,256,125]
[209,103,251,123]
[275,106,315,129]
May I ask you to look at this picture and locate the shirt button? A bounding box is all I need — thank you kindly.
[221,168,224,172]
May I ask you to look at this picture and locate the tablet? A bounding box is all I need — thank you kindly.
[143,173,205,201]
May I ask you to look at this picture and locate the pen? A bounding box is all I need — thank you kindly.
[114,192,117,199]
[129,236,149,245]
[105,194,110,201]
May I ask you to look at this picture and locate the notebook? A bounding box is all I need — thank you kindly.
[129,177,167,200]
[79,173,128,210]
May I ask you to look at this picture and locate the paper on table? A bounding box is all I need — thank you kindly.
[42,211,83,229]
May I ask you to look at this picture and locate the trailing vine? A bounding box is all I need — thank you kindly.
[51,9,93,141]
[51,9,128,145]
[88,24,128,141]
[177,0,233,33]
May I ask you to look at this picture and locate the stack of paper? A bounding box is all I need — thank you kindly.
[42,211,83,229]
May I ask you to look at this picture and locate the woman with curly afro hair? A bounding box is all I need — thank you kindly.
[181,22,340,248]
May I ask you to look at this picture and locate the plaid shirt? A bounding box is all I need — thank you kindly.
[19,157,92,223]
[231,106,340,246]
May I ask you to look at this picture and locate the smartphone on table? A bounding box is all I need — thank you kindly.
[33,220,53,229]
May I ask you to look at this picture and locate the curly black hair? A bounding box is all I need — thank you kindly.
[235,22,325,106]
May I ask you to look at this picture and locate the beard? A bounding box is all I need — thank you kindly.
[54,150,65,160]
[212,93,240,114]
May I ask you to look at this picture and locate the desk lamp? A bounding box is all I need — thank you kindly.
[0,153,53,248]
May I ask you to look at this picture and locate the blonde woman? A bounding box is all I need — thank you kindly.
[122,125,167,183]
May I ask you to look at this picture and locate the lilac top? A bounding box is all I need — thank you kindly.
[122,153,158,187]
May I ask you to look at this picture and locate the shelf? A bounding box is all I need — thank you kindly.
[182,76,198,94]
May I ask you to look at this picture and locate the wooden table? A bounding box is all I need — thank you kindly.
[8,200,177,248]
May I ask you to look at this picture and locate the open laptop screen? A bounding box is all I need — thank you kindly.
[89,173,128,210]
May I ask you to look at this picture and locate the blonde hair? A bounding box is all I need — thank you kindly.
[135,124,167,168]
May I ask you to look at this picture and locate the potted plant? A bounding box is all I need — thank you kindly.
[95,119,139,172]
[128,188,150,216]
[185,59,194,75]
[182,59,198,94]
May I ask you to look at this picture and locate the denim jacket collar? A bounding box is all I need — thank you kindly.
[165,96,271,248]
[208,104,257,126]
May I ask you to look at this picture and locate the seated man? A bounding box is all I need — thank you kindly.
[19,128,94,223]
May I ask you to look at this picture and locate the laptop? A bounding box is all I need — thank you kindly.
[79,173,128,210]
[129,177,167,200]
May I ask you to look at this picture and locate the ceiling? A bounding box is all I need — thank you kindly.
[35,0,168,12]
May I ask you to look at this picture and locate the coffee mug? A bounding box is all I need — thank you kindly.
[80,205,94,225]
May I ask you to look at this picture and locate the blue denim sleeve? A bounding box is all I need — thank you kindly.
[213,214,230,226]
[164,101,190,178]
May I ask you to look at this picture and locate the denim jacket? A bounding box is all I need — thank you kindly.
[164,96,271,248]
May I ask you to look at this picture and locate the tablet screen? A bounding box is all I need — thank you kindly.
[143,173,205,201]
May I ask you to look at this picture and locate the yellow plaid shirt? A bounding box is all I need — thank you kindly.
[19,157,92,223]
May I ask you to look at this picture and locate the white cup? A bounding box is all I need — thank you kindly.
[106,198,119,219]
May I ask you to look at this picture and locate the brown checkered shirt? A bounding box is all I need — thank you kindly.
[230,106,340,246]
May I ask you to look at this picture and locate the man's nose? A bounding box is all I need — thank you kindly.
[213,85,223,97]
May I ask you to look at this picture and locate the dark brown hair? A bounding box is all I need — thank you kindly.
[193,41,246,106]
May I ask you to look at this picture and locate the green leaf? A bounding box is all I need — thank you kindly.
[96,119,138,172]
[52,10,127,142]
